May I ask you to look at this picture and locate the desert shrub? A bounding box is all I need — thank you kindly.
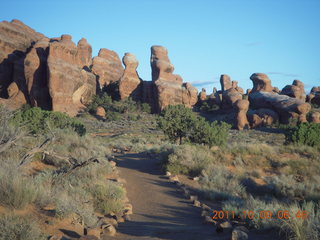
[280,201,320,240]
[157,105,197,144]
[163,144,214,176]
[54,190,97,227]
[223,196,285,229]
[263,174,320,201]
[46,129,111,164]
[87,93,152,118]
[91,182,125,214]
[199,101,219,113]
[189,119,231,147]
[158,104,230,146]
[284,122,320,147]
[200,166,246,201]
[0,167,37,209]
[11,106,86,136]
[0,105,23,153]
[229,143,276,156]
[0,215,45,240]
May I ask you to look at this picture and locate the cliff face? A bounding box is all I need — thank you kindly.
[0,19,198,115]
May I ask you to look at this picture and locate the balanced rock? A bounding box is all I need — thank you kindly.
[47,35,96,116]
[91,48,124,91]
[118,53,142,100]
[234,99,250,130]
[281,80,306,101]
[151,46,197,112]
[250,73,273,93]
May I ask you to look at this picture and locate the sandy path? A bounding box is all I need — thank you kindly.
[112,152,229,240]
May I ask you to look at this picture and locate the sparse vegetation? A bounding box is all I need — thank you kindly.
[0,215,44,240]
[0,166,37,209]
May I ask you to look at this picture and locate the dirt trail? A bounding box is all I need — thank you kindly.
[112,152,227,240]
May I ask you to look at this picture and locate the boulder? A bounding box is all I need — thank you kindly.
[309,112,320,123]
[96,106,106,119]
[281,80,306,101]
[91,48,124,91]
[234,99,250,130]
[232,230,248,240]
[150,45,197,112]
[47,35,96,116]
[250,73,273,93]
[247,108,279,128]
[118,53,142,100]
[249,91,311,124]
[220,74,232,92]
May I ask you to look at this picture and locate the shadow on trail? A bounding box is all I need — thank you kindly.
[114,152,220,240]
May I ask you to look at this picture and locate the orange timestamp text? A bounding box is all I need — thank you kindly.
[212,210,309,220]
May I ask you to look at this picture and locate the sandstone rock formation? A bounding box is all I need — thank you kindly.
[307,86,320,105]
[309,112,320,123]
[96,106,106,119]
[281,80,306,101]
[231,81,244,94]
[220,74,232,92]
[221,88,243,109]
[249,73,310,124]
[234,99,250,130]
[24,38,51,110]
[118,53,142,100]
[219,74,244,109]
[91,48,124,91]
[47,35,96,116]
[150,45,197,112]
[249,91,310,124]
[247,108,279,128]
[199,88,207,102]
[250,73,273,93]
[0,19,44,108]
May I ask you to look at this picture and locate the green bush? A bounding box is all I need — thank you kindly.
[87,93,152,118]
[199,101,219,113]
[285,123,320,147]
[11,106,86,136]
[158,104,230,146]
[0,215,45,240]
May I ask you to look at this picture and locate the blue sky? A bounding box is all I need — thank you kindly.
[1,0,319,93]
